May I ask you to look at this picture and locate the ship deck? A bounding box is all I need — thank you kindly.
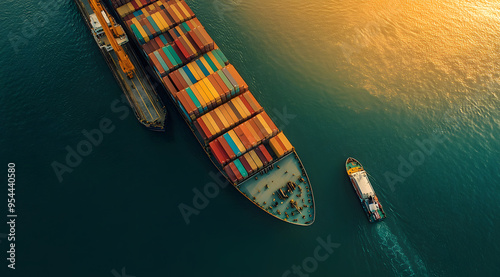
[236,152,315,225]
[77,0,165,129]
[108,47,164,124]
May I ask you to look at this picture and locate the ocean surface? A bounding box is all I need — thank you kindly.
[1,0,499,276]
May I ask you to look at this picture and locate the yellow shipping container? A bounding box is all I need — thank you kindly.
[277,132,294,151]
[186,64,201,81]
[270,138,285,157]
[131,18,149,43]
[202,116,216,136]
[207,52,222,69]
[206,114,220,134]
[244,153,258,171]
[228,130,246,153]
[214,108,229,129]
[249,150,263,169]
[191,62,205,80]
[200,79,217,104]
[256,115,273,136]
[234,98,250,118]
[151,13,165,32]
[170,5,184,21]
[230,98,246,119]
[199,57,215,75]
[193,84,210,107]
[203,79,221,104]
[191,86,207,108]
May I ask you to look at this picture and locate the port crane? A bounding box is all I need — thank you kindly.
[88,0,135,78]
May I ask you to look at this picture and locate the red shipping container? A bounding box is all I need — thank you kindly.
[218,137,236,159]
[226,64,248,91]
[248,119,265,141]
[185,32,201,53]
[238,156,252,174]
[174,39,190,60]
[254,147,268,165]
[224,165,237,183]
[154,36,164,47]
[178,90,196,115]
[238,94,255,114]
[229,163,242,181]
[244,120,262,143]
[185,20,196,32]
[188,30,204,51]
[258,145,273,163]
[193,120,206,140]
[141,42,152,54]
[243,92,263,113]
[162,76,177,95]
[172,70,188,90]
[149,37,159,51]
[197,117,212,139]
[179,1,195,17]
[234,126,251,150]
[210,140,229,165]
[148,53,165,75]
[177,90,193,115]
[167,73,183,93]
[171,44,187,64]
[240,124,257,147]
[131,0,139,10]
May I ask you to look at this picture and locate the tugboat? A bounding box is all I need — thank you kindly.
[346,157,386,223]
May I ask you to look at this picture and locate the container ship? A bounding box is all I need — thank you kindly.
[75,0,167,131]
[106,0,315,225]
[346,157,386,223]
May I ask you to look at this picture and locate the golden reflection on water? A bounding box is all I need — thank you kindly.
[239,0,500,103]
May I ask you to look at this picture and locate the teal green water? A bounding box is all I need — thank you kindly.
[1,0,499,276]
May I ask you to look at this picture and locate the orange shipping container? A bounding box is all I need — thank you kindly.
[278,132,294,152]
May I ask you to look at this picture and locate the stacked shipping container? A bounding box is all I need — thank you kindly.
[113,0,295,184]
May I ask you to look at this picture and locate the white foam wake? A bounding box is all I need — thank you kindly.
[375,222,429,277]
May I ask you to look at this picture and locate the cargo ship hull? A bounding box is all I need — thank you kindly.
[104,0,315,225]
[346,157,386,223]
[75,0,167,131]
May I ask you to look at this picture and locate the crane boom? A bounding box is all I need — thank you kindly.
[88,0,135,78]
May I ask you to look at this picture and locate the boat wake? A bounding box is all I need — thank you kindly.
[374,222,429,277]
